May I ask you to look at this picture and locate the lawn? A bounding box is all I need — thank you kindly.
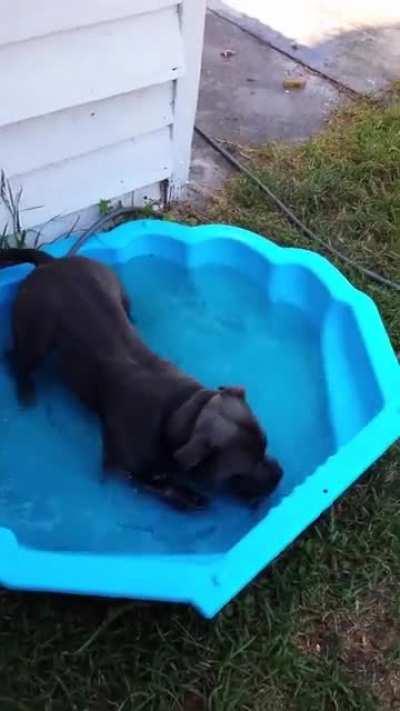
[1,90,400,710]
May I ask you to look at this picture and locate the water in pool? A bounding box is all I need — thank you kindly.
[0,256,335,554]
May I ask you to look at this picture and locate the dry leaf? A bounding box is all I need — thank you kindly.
[283,77,307,90]
[220,49,236,59]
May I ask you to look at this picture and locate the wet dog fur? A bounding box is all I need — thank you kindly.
[0,249,283,509]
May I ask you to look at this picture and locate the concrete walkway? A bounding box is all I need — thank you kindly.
[191,1,400,198]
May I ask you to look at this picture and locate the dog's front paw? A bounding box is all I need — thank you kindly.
[17,379,37,407]
[170,486,209,511]
[154,482,209,511]
[133,473,209,511]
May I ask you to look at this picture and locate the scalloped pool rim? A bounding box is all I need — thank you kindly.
[0,220,399,618]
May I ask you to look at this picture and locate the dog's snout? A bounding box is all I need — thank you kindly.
[229,456,283,503]
[263,456,283,489]
[247,457,282,500]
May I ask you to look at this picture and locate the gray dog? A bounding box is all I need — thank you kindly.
[0,249,282,510]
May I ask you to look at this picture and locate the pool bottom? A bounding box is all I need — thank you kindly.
[0,256,335,555]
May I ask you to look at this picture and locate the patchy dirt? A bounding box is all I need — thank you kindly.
[182,691,207,711]
[294,588,400,709]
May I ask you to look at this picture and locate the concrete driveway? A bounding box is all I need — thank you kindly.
[209,0,400,94]
[190,0,400,197]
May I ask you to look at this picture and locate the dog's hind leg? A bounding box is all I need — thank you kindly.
[10,305,55,405]
[121,291,135,323]
[121,293,131,317]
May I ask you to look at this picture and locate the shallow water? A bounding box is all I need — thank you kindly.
[0,257,334,554]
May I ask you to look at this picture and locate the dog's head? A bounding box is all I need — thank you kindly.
[166,386,282,502]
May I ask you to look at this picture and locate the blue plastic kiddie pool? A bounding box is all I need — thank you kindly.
[0,220,398,617]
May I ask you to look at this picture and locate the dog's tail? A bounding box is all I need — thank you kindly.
[0,248,54,268]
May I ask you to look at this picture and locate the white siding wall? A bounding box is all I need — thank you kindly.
[0,0,206,242]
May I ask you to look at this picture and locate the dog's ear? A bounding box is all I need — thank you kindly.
[218,386,246,399]
[166,390,215,446]
[173,434,213,471]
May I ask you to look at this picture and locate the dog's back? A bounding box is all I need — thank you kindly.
[15,256,132,359]
[3,249,283,505]
[9,255,146,406]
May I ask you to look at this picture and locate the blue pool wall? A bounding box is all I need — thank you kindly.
[0,220,398,617]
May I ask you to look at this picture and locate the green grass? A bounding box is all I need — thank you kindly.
[1,91,400,710]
